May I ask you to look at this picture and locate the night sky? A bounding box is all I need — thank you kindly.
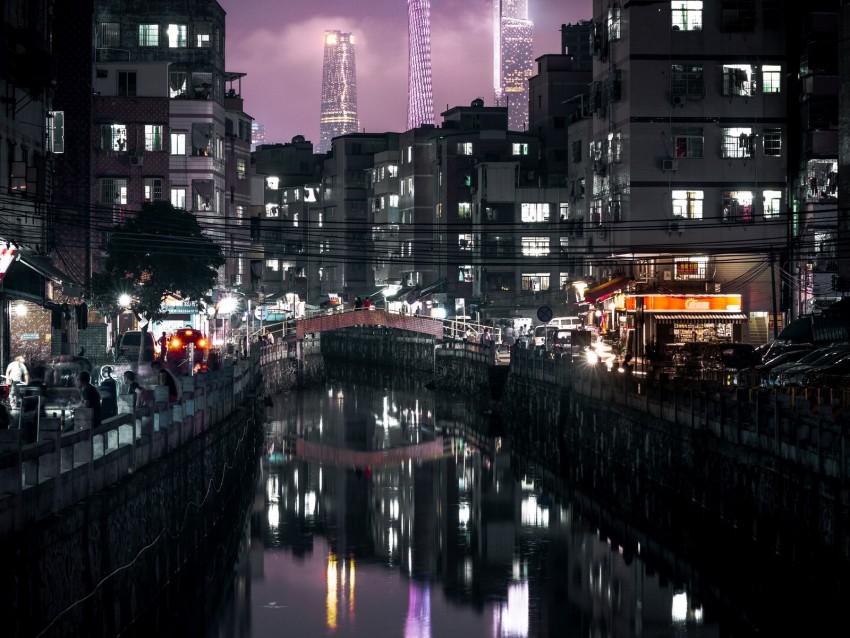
[219,0,592,145]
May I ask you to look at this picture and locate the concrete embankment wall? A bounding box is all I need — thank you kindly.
[499,353,850,564]
[0,403,263,638]
[259,335,324,393]
[320,326,436,371]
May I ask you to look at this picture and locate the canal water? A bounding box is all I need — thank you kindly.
[209,367,816,638]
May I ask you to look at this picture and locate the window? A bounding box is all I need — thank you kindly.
[171,188,186,209]
[144,178,163,202]
[607,132,621,163]
[47,111,64,154]
[722,64,756,96]
[521,273,550,292]
[671,1,703,31]
[559,203,569,221]
[521,203,550,222]
[722,191,754,222]
[457,142,473,156]
[139,24,159,47]
[265,204,279,218]
[458,202,471,219]
[170,72,187,98]
[192,180,214,211]
[672,190,704,219]
[266,259,279,272]
[673,128,703,158]
[195,23,211,47]
[608,196,622,222]
[521,237,550,257]
[101,124,128,152]
[101,178,128,205]
[763,128,782,157]
[144,125,163,151]
[191,123,213,157]
[607,8,621,40]
[405,146,413,163]
[167,24,187,48]
[387,164,398,177]
[512,143,529,156]
[117,71,137,97]
[721,1,755,32]
[458,234,474,250]
[762,65,781,93]
[458,265,473,282]
[266,176,280,190]
[237,158,247,179]
[763,190,782,218]
[170,132,186,155]
[571,140,582,163]
[99,22,120,48]
[722,127,754,158]
[674,257,708,280]
[389,194,399,208]
[671,64,704,96]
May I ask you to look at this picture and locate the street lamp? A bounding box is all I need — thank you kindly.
[118,293,132,308]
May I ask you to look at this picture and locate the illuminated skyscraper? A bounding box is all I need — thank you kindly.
[407,0,434,129]
[493,0,534,130]
[319,31,359,154]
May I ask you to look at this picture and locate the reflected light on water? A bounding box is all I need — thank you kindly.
[326,553,338,630]
[493,581,529,637]
[458,501,470,527]
[521,495,550,527]
[267,502,279,532]
[672,589,704,624]
[405,581,431,638]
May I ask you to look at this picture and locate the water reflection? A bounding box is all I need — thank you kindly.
[220,371,720,637]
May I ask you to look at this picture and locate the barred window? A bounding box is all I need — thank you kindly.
[671,64,704,96]
[722,191,754,223]
[101,178,128,205]
[763,129,782,156]
[673,128,703,158]
[671,1,703,31]
[722,64,756,96]
[101,124,128,152]
[99,22,120,48]
[722,127,754,158]
[139,24,159,47]
[144,178,163,202]
[521,237,550,257]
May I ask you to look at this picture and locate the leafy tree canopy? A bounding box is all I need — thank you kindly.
[91,202,225,324]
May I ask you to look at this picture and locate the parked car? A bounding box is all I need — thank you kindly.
[716,343,761,370]
[117,330,156,362]
[799,358,850,387]
[772,346,850,386]
[754,348,815,385]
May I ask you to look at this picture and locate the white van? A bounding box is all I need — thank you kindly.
[549,316,583,330]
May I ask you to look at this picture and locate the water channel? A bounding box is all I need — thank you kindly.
[204,365,845,638]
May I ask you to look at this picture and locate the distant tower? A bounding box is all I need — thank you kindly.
[407,0,434,129]
[319,30,360,154]
[493,0,534,130]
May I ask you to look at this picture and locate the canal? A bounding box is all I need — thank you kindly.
[205,365,843,638]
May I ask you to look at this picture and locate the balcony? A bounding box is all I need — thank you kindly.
[801,74,839,99]
[805,130,838,158]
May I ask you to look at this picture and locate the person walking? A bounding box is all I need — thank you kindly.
[5,355,29,409]
[363,297,372,310]
[76,370,102,429]
[354,296,363,310]
[158,331,169,361]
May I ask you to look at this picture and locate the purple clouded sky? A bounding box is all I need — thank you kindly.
[219,0,592,146]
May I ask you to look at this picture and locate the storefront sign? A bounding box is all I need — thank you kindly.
[625,294,742,312]
[20,332,40,340]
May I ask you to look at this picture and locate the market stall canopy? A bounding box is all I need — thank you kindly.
[653,312,747,323]
[584,276,632,303]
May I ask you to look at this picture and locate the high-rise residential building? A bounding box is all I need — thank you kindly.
[493,0,534,131]
[319,30,360,154]
[251,122,266,151]
[407,0,434,129]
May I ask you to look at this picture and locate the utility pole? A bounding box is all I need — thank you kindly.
[769,251,779,340]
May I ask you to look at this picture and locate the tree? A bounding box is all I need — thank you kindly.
[92,202,225,363]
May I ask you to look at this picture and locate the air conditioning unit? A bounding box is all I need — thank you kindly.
[130,155,143,166]
[662,159,678,172]
[662,270,673,281]
[468,157,476,166]
[672,95,686,107]
[668,219,683,235]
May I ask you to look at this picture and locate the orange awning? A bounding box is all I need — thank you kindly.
[584,276,632,303]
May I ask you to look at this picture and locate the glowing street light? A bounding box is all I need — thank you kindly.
[118,293,132,308]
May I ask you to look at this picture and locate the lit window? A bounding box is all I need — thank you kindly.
[101,124,128,152]
[672,190,704,219]
[387,165,398,177]
[607,8,621,40]
[607,132,622,163]
[671,64,704,96]
[101,178,128,205]
[762,65,781,93]
[195,23,211,48]
[144,125,163,151]
[522,273,550,291]
[512,143,529,156]
[559,203,569,221]
[722,64,756,96]
[265,204,279,218]
[673,128,703,158]
[167,24,187,48]
[458,202,471,219]
[144,178,163,202]
[458,234,474,250]
[674,257,707,279]
[139,24,159,47]
[406,146,413,163]
[170,132,186,155]
[722,127,754,158]
[763,128,782,156]
[457,142,473,156]
[237,158,247,179]
[171,188,186,209]
[169,72,187,98]
[266,176,280,190]
[389,194,399,207]
[763,190,782,218]
[266,259,279,272]
[722,191,754,222]
[671,2,703,31]
[458,266,473,282]
[521,203,550,222]
[521,237,550,257]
